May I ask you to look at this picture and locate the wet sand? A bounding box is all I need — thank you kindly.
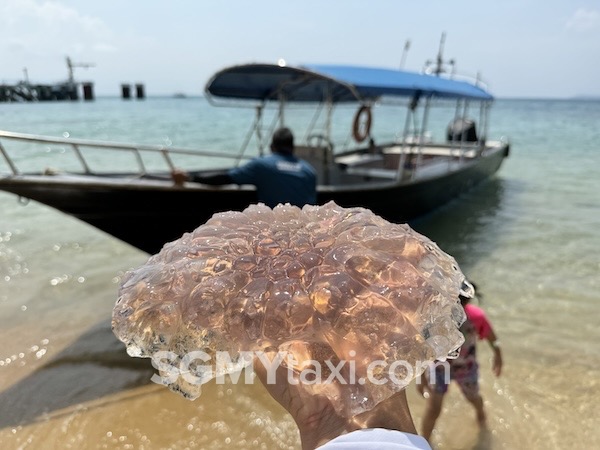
[1,314,597,449]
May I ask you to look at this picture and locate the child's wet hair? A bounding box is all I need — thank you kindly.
[459,279,477,305]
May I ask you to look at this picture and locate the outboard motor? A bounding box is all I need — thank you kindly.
[447,118,478,142]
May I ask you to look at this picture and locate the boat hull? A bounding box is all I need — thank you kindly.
[321,144,508,220]
[0,145,507,254]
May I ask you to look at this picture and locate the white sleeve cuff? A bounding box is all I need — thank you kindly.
[317,428,431,450]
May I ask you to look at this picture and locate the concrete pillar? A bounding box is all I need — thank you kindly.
[82,82,94,101]
[135,83,145,99]
[121,84,131,99]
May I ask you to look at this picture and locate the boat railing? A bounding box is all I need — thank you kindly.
[388,135,482,181]
[0,130,251,176]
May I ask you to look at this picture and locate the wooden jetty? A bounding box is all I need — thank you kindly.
[1,57,94,103]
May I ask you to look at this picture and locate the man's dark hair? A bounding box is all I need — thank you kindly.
[271,127,294,154]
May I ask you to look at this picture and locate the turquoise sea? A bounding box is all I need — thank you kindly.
[0,97,599,449]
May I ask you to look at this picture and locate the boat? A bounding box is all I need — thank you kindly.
[0,57,509,254]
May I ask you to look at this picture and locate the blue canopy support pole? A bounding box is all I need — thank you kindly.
[266,108,282,149]
[462,98,470,120]
[415,96,432,172]
[449,99,462,167]
[482,101,491,147]
[478,101,485,148]
[459,99,470,163]
[303,85,331,142]
[396,147,408,182]
[237,103,264,163]
[395,100,414,181]
[475,72,487,149]
[304,102,324,142]
[321,92,334,185]
[323,87,333,184]
[278,94,286,128]
[325,96,333,147]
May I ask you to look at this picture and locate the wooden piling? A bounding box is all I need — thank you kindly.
[135,83,145,99]
[121,84,131,99]
[82,82,94,101]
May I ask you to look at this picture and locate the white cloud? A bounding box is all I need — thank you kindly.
[93,43,118,53]
[566,8,600,32]
[0,0,115,58]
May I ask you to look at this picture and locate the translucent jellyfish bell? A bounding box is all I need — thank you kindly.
[112,201,467,416]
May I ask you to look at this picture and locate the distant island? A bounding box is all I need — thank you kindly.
[570,95,600,100]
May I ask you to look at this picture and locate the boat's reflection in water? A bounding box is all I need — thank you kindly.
[410,176,514,273]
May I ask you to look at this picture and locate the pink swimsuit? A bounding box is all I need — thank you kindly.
[432,303,491,397]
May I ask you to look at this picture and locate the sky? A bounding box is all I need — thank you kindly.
[1,0,599,99]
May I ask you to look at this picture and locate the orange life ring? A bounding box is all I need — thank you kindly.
[352,105,372,142]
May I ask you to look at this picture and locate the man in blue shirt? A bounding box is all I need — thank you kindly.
[172,127,317,208]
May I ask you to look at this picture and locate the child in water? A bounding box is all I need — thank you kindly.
[419,281,503,442]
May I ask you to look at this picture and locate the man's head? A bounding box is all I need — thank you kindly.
[270,127,294,155]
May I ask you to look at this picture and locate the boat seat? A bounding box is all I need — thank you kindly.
[342,166,397,179]
[335,153,384,168]
[295,145,331,164]
[295,145,339,184]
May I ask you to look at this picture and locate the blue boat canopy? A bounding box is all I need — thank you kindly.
[205,63,493,103]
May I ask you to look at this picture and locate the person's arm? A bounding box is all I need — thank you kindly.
[466,303,502,377]
[486,328,503,377]
[191,172,234,185]
[171,169,189,186]
[254,354,427,450]
[171,169,233,186]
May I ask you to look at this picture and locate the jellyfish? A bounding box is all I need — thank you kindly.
[112,201,467,416]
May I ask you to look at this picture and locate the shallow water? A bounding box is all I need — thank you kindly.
[1,98,599,449]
